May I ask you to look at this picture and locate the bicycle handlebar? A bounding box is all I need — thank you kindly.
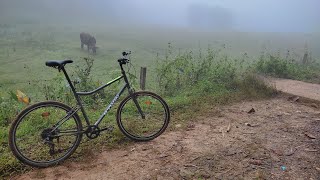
[122,51,131,56]
[118,51,131,65]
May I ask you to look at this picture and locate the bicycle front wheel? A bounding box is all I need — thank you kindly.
[117,91,170,141]
[9,101,83,167]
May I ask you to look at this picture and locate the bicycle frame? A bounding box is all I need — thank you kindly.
[8,53,170,168]
[52,62,143,135]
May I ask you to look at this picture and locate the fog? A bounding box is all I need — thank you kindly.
[0,0,319,32]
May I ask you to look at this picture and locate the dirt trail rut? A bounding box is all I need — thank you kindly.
[12,79,320,179]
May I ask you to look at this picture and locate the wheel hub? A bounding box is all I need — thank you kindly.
[41,128,56,140]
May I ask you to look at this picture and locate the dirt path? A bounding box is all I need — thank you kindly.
[271,78,320,101]
[12,79,320,179]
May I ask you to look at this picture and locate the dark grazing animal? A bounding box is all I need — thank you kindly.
[80,32,97,54]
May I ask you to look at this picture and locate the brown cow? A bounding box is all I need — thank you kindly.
[80,32,97,54]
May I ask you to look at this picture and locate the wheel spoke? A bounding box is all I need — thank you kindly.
[117,92,170,141]
[9,101,82,167]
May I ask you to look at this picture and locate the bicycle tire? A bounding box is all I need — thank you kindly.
[116,91,170,141]
[9,101,83,167]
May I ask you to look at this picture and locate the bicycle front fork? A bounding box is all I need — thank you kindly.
[131,94,145,119]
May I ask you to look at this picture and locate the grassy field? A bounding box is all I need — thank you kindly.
[1,24,320,94]
[1,23,320,177]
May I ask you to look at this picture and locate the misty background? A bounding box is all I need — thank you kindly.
[0,0,320,74]
[0,0,320,95]
[0,0,319,32]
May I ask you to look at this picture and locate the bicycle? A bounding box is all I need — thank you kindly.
[9,51,170,168]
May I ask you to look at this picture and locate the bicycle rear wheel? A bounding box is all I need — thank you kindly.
[9,101,83,167]
[117,91,170,141]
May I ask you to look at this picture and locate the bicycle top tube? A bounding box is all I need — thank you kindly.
[44,52,134,129]
[76,75,124,96]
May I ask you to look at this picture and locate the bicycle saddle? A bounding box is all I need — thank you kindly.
[45,60,73,68]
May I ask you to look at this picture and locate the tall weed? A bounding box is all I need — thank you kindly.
[155,44,266,97]
[255,52,320,82]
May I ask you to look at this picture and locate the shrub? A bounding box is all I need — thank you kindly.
[156,45,241,96]
[155,44,276,105]
[255,53,320,83]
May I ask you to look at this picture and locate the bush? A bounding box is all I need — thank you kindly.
[255,54,320,83]
[155,44,276,104]
[156,46,239,96]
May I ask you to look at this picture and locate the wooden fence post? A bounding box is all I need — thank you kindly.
[140,67,147,90]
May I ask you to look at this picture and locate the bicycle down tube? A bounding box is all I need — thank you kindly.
[61,64,123,125]
[94,83,127,126]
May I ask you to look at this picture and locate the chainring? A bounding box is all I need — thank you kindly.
[86,125,100,139]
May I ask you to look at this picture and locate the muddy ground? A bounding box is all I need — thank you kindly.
[11,96,320,180]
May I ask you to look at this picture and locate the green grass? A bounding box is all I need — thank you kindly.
[255,54,320,83]
[1,24,320,93]
[0,23,320,177]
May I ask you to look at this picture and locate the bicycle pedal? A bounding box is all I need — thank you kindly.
[100,126,114,133]
[106,126,114,132]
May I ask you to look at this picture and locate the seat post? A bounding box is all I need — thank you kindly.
[60,66,91,125]
[60,66,78,98]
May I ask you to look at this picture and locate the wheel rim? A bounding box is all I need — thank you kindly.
[119,93,168,139]
[13,104,81,165]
